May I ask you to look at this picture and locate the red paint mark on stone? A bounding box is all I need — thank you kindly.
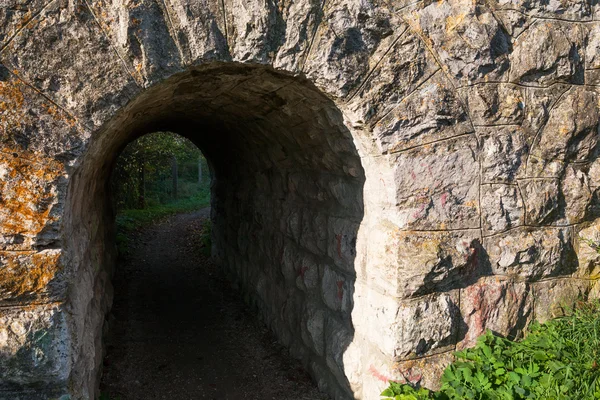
[336,280,344,300]
[410,170,416,180]
[369,365,392,383]
[298,265,309,278]
[336,234,342,258]
[440,192,448,208]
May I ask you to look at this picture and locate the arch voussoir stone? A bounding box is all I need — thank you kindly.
[1,0,600,399]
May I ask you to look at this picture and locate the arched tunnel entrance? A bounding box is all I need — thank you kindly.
[65,64,366,399]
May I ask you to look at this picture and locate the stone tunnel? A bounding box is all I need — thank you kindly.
[1,0,600,399]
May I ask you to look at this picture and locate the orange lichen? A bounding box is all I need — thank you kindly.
[0,250,63,300]
[0,79,26,132]
[0,150,64,245]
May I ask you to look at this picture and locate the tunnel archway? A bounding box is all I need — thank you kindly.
[64,64,367,399]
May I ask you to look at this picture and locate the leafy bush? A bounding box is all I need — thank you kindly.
[381,301,600,400]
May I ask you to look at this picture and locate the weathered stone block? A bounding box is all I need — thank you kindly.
[321,265,352,314]
[304,0,402,98]
[459,278,533,349]
[347,29,439,128]
[519,179,561,225]
[87,0,184,85]
[392,351,455,391]
[392,136,480,230]
[480,126,528,183]
[406,0,510,85]
[395,292,460,360]
[0,0,139,127]
[388,228,482,298]
[527,88,599,178]
[371,73,472,154]
[484,227,575,279]
[532,278,591,323]
[0,304,71,392]
[0,250,64,305]
[576,219,600,279]
[481,184,524,235]
[509,21,584,86]
[0,153,64,251]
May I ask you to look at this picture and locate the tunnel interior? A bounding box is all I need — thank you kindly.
[63,64,366,399]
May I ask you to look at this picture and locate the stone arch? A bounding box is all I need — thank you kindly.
[63,64,371,399]
[2,0,600,399]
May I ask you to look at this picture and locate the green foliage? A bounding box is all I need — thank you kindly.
[111,131,208,210]
[115,187,210,258]
[381,301,600,400]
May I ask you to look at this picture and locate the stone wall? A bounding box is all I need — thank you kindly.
[1,0,600,399]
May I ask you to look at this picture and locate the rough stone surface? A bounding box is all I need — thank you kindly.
[1,1,600,399]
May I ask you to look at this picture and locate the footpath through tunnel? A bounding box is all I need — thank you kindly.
[65,64,367,399]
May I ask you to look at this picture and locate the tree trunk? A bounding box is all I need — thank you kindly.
[138,155,145,209]
[172,155,178,199]
[198,157,203,184]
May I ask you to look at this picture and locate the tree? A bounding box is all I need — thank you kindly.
[111,132,206,210]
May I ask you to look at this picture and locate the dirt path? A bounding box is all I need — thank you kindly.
[100,209,329,400]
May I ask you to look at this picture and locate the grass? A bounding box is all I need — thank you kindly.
[115,187,210,258]
[382,300,600,400]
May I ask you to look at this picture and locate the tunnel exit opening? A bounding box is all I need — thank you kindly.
[64,64,368,399]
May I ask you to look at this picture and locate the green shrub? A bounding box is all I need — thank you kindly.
[381,301,600,400]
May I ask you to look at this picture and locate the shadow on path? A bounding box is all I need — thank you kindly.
[100,209,329,400]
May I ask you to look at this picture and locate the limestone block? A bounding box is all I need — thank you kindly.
[459,278,533,349]
[0,66,88,160]
[301,303,325,356]
[324,316,353,389]
[327,217,360,274]
[480,126,528,183]
[371,73,472,155]
[484,227,575,279]
[528,87,599,177]
[519,179,561,225]
[0,0,139,127]
[489,0,594,20]
[392,229,482,298]
[321,265,352,314]
[383,352,454,391]
[585,23,600,85]
[273,0,323,71]
[532,279,591,323]
[163,0,228,64]
[561,165,593,225]
[481,184,524,235]
[395,292,460,360]
[0,153,64,251]
[0,250,64,305]
[392,136,480,230]
[460,83,525,127]
[87,0,185,85]
[351,283,401,357]
[576,219,600,279]
[0,304,71,392]
[346,28,439,128]
[304,0,402,98]
[509,21,584,86]
[406,0,510,86]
